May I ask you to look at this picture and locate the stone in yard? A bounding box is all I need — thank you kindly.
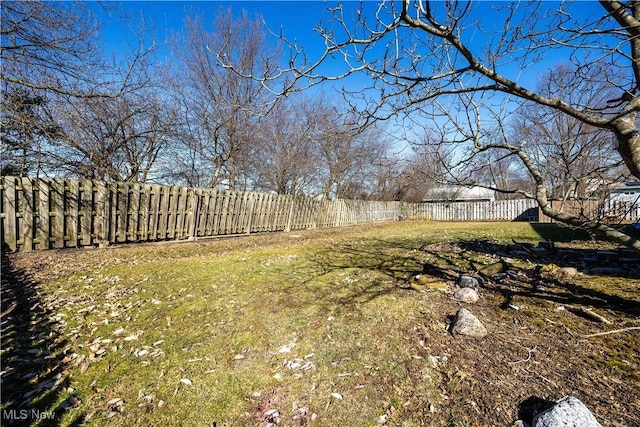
[478,261,508,277]
[450,308,487,338]
[457,275,481,289]
[453,288,479,304]
[532,396,602,427]
[411,275,448,291]
[557,267,579,278]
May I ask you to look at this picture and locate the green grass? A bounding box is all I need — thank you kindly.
[3,221,638,426]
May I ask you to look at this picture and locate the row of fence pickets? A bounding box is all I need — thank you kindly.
[1,176,638,252]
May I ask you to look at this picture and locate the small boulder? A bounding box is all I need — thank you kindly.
[532,396,602,427]
[557,267,579,278]
[457,275,481,289]
[450,308,487,338]
[478,261,508,277]
[453,288,479,304]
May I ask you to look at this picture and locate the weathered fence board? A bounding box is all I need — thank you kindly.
[4,176,637,252]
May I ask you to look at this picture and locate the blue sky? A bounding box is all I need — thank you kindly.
[91,1,614,144]
[94,1,609,85]
[96,1,337,58]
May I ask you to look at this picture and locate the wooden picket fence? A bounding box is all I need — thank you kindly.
[415,199,539,222]
[0,176,414,252]
[6,176,635,252]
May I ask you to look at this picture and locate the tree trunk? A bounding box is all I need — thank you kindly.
[612,98,640,180]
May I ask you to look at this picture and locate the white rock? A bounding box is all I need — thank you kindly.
[454,288,479,303]
[533,396,602,427]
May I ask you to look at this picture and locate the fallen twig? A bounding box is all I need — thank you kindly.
[508,346,536,365]
[1,302,17,318]
[559,305,611,324]
[582,326,640,338]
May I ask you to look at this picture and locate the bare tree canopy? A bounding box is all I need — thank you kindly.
[170,8,282,190]
[244,0,640,251]
[1,1,162,178]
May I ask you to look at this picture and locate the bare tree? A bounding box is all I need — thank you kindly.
[1,1,163,179]
[511,66,624,200]
[1,0,98,176]
[248,95,322,195]
[313,107,389,200]
[242,0,640,251]
[50,89,176,182]
[0,89,62,176]
[172,8,280,190]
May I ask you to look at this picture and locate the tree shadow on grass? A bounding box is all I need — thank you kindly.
[454,239,640,318]
[1,250,85,426]
[298,234,640,318]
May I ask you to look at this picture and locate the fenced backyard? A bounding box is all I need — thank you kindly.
[1,176,638,251]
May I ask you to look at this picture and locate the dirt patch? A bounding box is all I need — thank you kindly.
[412,240,640,426]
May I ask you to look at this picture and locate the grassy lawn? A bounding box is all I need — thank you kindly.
[2,221,639,426]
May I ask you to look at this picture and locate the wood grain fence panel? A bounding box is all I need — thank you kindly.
[199,189,211,236]
[49,179,65,249]
[278,195,289,231]
[166,186,178,239]
[35,179,50,250]
[65,180,78,247]
[245,193,256,234]
[139,184,150,241]
[36,180,51,249]
[272,195,281,231]
[260,193,271,231]
[18,177,34,251]
[93,181,106,244]
[208,191,219,234]
[216,191,227,234]
[227,191,237,234]
[229,192,239,234]
[193,188,207,237]
[158,185,170,239]
[197,189,210,237]
[2,177,18,251]
[150,184,162,239]
[1,177,15,250]
[115,183,128,243]
[173,187,186,239]
[208,190,219,235]
[79,180,92,245]
[236,192,247,234]
[187,188,198,239]
[234,192,244,234]
[259,193,270,232]
[238,192,249,233]
[253,193,265,232]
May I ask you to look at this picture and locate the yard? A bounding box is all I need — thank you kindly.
[2,221,639,426]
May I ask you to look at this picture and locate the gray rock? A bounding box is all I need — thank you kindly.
[453,287,479,303]
[457,275,481,289]
[557,267,579,278]
[532,396,602,427]
[450,308,487,338]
